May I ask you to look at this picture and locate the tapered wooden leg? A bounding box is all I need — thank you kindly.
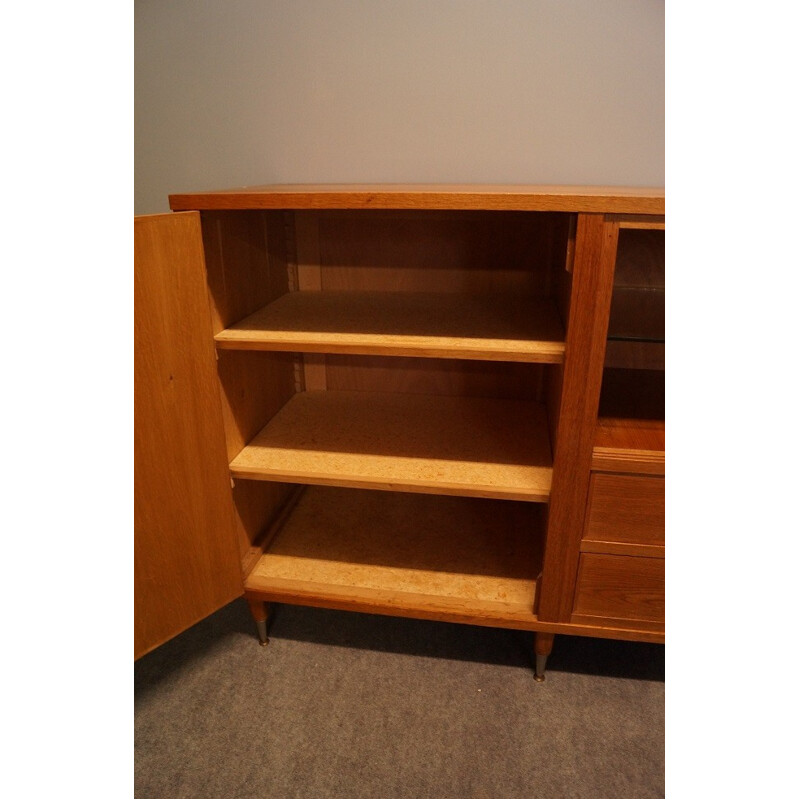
[247,598,271,646]
[533,632,555,682]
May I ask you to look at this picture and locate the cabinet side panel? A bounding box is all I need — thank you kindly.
[216,350,297,461]
[545,363,564,456]
[200,210,290,332]
[217,350,296,556]
[216,349,298,555]
[135,213,243,659]
[231,479,298,559]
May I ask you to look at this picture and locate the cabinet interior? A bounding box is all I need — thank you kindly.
[593,225,664,478]
[600,227,665,422]
[198,208,573,619]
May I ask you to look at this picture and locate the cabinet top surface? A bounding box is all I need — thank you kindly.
[168,183,665,214]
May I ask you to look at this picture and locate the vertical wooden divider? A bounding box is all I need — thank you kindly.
[537,213,619,622]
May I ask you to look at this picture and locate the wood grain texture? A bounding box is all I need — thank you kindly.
[216,350,297,461]
[230,478,299,558]
[301,354,327,390]
[229,390,553,501]
[572,553,664,625]
[247,598,270,623]
[323,355,545,401]
[604,341,664,370]
[582,473,664,550]
[169,184,665,215]
[579,540,664,559]
[160,191,668,649]
[593,418,665,474]
[534,632,555,657]
[199,211,289,333]
[538,213,620,622]
[241,588,663,641]
[614,214,665,230]
[294,211,327,390]
[240,486,306,579]
[316,210,568,296]
[546,230,574,452]
[294,211,322,291]
[134,213,242,659]
[245,487,543,625]
[615,230,665,288]
[545,363,565,455]
[569,614,664,635]
[215,291,565,363]
[215,348,298,556]
[606,228,664,349]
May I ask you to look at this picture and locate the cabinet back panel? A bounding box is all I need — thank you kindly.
[614,229,665,288]
[315,210,570,295]
[324,354,546,401]
[607,228,664,361]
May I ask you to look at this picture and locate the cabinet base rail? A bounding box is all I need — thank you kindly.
[242,592,664,646]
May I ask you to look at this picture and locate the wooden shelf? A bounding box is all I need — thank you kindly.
[215,291,566,363]
[230,390,553,501]
[245,486,542,628]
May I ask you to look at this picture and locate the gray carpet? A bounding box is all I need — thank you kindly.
[135,601,664,799]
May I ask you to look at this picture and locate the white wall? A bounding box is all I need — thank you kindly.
[135,0,664,214]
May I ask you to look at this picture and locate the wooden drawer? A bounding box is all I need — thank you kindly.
[582,473,664,557]
[572,553,664,626]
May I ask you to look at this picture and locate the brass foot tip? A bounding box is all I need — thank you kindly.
[533,674,545,683]
[259,639,269,647]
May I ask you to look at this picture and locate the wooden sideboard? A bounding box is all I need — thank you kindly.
[135,185,665,677]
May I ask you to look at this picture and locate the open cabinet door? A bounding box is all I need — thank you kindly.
[135,212,242,659]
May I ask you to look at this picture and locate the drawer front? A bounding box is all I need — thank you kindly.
[572,553,664,624]
[583,473,664,550]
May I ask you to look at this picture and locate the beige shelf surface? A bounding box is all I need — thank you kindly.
[230,390,553,501]
[245,487,542,626]
[215,292,565,363]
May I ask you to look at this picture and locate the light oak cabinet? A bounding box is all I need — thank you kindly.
[135,185,665,676]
